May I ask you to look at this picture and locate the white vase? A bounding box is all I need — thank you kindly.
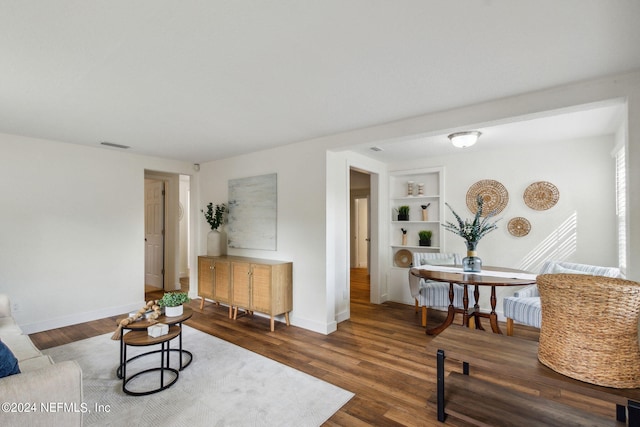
[164,304,183,317]
[207,230,226,256]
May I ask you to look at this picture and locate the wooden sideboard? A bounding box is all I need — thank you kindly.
[198,255,292,332]
[198,256,233,318]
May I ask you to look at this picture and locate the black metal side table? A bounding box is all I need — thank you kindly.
[121,325,181,396]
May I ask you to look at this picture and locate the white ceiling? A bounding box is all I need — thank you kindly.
[1,1,639,163]
[351,101,627,162]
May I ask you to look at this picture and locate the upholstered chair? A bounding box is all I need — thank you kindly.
[503,260,621,336]
[409,252,475,327]
[537,273,640,388]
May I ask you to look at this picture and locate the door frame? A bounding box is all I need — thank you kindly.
[144,178,165,289]
[144,170,182,291]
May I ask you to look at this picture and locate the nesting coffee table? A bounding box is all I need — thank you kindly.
[117,307,193,395]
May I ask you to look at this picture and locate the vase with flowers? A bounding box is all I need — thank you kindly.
[203,202,227,256]
[442,195,500,272]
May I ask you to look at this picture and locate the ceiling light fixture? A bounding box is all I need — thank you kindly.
[448,131,481,149]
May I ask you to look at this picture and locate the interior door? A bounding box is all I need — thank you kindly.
[145,180,164,288]
[355,197,369,268]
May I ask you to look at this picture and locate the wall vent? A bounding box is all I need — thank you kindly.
[100,141,130,149]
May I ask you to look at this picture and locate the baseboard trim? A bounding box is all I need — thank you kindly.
[20,302,144,335]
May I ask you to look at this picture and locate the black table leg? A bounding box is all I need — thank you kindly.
[628,400,640,425]
[437,349,446,422]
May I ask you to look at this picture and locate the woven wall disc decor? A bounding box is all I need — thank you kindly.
[524,181,559,210]
[466,179,509,215]
[508,217,531,237]
[394,249,413,268]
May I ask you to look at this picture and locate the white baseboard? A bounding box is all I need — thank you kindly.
[289,314,337,335]
[197,298,337,335]
[335,309,349,323]
[20,301,144,335]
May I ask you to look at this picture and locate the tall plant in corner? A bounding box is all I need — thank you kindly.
[442,195,499,272]
[204,203,227,256]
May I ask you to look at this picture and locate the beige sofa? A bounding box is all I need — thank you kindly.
[0,294,83,426]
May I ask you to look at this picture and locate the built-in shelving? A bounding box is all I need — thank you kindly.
[387,167,445,303]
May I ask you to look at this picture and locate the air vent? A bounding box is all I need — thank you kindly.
[100,142,130,149]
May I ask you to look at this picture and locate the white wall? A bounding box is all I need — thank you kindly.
[1,71,638,337]
[201,71,640,334]
[198,141,333,333]
[0,134,196,333]
[327,151,387,324]
[386,136,617,314]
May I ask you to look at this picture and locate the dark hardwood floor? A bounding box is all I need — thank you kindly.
[30,269,542,426]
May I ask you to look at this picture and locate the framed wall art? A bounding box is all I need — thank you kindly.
[227,173,277,250]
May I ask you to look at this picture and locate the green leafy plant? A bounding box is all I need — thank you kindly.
[398,205,410,215]
[442,195,500,250]
[418,230,432,240]
[157,292,190,308]
[204,203,226,231]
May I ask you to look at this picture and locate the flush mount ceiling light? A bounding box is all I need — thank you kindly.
[448,131,481,149]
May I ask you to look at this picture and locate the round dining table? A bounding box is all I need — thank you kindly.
[410,266,536,335]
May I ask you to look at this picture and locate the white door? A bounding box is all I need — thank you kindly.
[355,197,369,268]
[145,180,164,288]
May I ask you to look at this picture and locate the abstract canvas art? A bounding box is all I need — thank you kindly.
[227,173,277,250]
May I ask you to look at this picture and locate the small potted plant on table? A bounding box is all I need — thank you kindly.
[158,292,190,317]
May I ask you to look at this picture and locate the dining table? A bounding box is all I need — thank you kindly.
[409,265,536,335]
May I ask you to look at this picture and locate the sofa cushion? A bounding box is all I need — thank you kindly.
[0,333,43,362]
[0,316,22,335]
[0,340,20,377]
[551,264,592,275]
[17,354,54,373]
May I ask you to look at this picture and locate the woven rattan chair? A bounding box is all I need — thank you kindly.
[503,261,621,336]
[537,273,640,388]
[408,252,475,327]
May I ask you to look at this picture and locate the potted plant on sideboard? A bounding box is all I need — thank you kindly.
[203,202,227,256]
[158,292,190,317]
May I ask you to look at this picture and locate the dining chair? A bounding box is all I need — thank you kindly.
[537,273,640,388]
[503,260,621,336]
[409,252,475,327]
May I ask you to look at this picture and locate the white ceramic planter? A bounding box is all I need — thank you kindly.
[164,304,184,317]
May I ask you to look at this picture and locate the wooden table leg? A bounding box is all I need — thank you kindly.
[427,283,456,335]
[473,285,484,331]
[462,284,469,327]
[489,286,502,334]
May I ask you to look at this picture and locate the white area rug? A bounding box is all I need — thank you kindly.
[44,326,353,426]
